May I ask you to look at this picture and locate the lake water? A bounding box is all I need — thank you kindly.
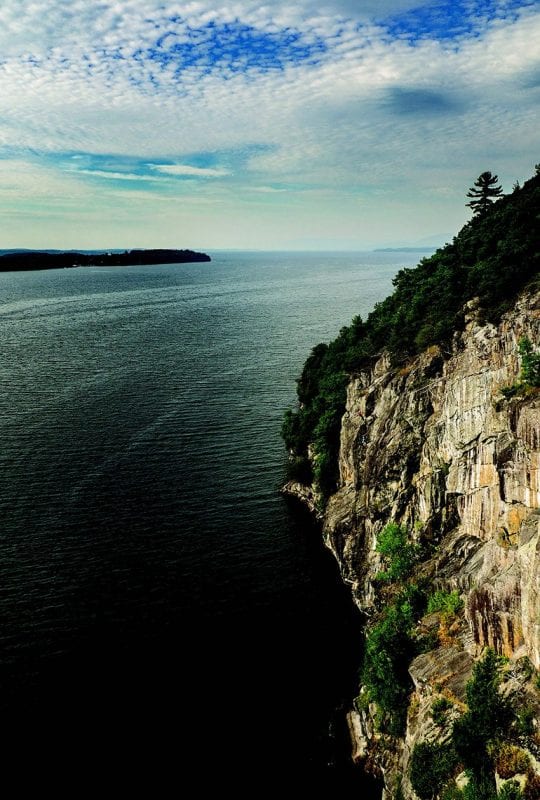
[0,251,417,789]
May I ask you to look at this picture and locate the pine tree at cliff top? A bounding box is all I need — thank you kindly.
[466,171,503,216]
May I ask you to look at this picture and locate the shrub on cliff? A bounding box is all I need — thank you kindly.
[362,583,426,735]
[452,650,512,797]
[427,589,463,618]
[410,741,459,799]
[375,523,420,582]
[497,782,524,800]
[518,337,540,387]
[453,650,511,758]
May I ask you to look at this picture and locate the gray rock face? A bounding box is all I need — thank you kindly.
[304,291,540,796]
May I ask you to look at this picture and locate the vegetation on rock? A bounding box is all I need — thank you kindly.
[410,741,460,799]
[361,580,427,735]
[410,649,534,800]
[427,590,464,618]
[375,522,420,582]
[501,337,540,398]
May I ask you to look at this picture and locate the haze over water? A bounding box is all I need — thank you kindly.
[0,251,416,788]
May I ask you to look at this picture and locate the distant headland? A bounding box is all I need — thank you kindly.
[0,249,211,272]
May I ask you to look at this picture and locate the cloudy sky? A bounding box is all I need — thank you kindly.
[0,0,538,250]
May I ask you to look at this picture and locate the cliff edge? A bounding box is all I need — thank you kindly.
[287,290,540,797]
[332,289,540,794]
[283,169,540,798]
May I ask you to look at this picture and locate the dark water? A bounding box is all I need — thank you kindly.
[0,251,412,787]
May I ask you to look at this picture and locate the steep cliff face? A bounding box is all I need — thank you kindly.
[316,291,540,796]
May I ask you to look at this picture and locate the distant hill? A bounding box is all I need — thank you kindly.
[0,249,211,271]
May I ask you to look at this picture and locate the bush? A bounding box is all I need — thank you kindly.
[410,741,459,799]
[441,786,464,800]
[495,744,530,778]
[462,773,498,800]
[457,649,511,745]
[500,383,523,400]
[431,695,453,727]
[428,590,464,617]
[285,455,313,484]
[498,781,524,800]
[375,523,420,582]
[453,650,512,792]
[515,657,535,680]
[362,584,426,734]
[519,337,540,387]
[516,707,534,736]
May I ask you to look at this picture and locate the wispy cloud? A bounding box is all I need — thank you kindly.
[76,169,157,181]
[251,186,288,193]
[150,164,231,177]
[0,1,537,248]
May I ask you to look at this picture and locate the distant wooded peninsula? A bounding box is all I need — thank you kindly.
[0,249,211,272]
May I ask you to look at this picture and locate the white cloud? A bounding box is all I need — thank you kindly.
[250,186,288,192]
[76,169,157,180]
[150,164,231,177]
[0,1,537,247]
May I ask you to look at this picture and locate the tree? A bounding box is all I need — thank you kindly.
[466,172,503,216]
[452,650,512,797]
[519,337,540,387]
[410,741,459,799]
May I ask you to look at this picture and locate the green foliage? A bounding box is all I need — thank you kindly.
[518,337,540,387]
[515,656,535,680]
[461,773,498,800]
[441,787,464,800]
[516,706,534,736]
[282,168,540,503]
[282,347,349,499]
[442,788,464,800]
[500,383,523,400]
[375,523,420,582]
[410,741,459,799]
[466,172,503,217]
[285,454,313,483]
[453,650,511,760]
[431,695,453,727]
[427,589,464,617]
[497,782,523,800]
[362,583,426,735]
[452,649,512,795]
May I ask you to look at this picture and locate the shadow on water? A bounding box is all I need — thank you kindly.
[3,499,382,796]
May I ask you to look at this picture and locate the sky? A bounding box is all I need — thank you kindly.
[0,0,538,250]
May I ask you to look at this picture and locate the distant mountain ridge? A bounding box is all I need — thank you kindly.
[0,248,211,271]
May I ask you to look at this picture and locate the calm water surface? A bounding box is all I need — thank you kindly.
[0,251,416,788]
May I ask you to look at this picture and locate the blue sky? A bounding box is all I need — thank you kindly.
[0,0,538,250]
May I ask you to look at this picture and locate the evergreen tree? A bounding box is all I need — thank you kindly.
[466,171,503,216]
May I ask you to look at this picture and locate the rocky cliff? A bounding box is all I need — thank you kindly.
[286,289,540,798]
